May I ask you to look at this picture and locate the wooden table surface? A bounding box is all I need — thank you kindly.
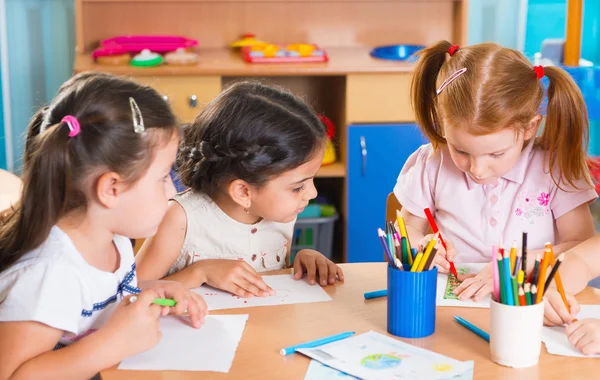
[101,263,600,380]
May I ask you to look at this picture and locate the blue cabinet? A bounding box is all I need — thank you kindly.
[347,124,426,263]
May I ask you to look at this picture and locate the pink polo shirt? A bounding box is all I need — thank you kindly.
[394,141,597,263]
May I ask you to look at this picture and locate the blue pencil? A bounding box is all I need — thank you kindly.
[364,289,387,299]
[378,228,396,268]
[502,250,515,306]
[279,331,355,356]
[453,316,490,342]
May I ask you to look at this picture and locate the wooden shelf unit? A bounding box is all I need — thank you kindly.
[74,0,468,261]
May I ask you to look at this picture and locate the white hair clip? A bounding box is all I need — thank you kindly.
[129,97,145,134]
[436,67,468,95]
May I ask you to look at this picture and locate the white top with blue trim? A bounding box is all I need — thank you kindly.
[0,226,139,348]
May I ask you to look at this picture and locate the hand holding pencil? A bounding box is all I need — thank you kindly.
[416,233,457,274]
[543,287,581,326]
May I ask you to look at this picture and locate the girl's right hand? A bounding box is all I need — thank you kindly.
[418,234,457,273]
[201,259,275,298]
[101,291,163,359]
[544,288,580,326]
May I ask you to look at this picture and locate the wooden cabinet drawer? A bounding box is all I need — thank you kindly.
[134,76,221,122]
[346,74,414,124]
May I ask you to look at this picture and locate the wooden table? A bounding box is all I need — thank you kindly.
[101,263,600,380]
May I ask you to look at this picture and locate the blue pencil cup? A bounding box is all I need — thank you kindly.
[387,265,437,338]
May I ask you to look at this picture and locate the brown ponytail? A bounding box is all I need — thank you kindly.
[410,40,453,149]
[539,66,592,189]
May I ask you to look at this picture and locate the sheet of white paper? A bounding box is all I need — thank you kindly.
[193,275,332,311]
[297,331,474,380]
[436,263,490,308]
[304,360,359,379]
[542,305,600,358]
[118,314,248,372]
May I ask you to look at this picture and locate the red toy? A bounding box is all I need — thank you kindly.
[92,35,198,60]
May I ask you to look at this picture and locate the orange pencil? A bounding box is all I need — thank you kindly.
[546,246,576,321]
[536,248,552,304]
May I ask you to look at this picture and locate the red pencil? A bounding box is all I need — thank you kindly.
[424,208,458,277]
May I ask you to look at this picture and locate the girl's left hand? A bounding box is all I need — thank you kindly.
[139,280,208,328]
[453,262,493,302]
[293,249,344,286]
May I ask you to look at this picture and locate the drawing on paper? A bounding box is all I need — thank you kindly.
[443,268,470,300]
[360,354,402,370]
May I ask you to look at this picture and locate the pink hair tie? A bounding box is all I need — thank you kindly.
[61,115,80,137]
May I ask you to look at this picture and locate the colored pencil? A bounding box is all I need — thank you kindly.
[417,232,438,272]
[536,248,551,304]
[364,289,388,299]
[453,316,490,342]
[401,237,410,265]
[378,228,396,268]
[424,208,458,277]
[543,253,565,296]
[410,247,417,261]
[531,284,538,304]
[503,249,514,306]
[396,210,411,252]
[411,252,424,272]
[511,276,519,306]
[547,248,571,316]
[530,254,541,286]
[513,249,522,278]
[510,241,517,277]
[386,224,396,261]
[280,331,355,356]
[492,245,500,303]
[423,248,438,271]
[497,248,506,304]
[524,282,532,305]
[518,285,526,306]
[522,232,528,274]
[130,296,176,307]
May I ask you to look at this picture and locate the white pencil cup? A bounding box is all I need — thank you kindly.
[490,299,544,368]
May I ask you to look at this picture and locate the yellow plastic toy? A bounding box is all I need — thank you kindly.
[230,33,267,48]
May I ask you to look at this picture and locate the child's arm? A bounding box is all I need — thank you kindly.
[136,200,187,282]
[0,291,162,379]
[136,201,274,296]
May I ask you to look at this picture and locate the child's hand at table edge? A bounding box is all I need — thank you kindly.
[544,288,580,326]
[293,249,344,286]
[453,262,493,302]
[418,234,457,274]
[566,319,600,355]
[139,280,207,328]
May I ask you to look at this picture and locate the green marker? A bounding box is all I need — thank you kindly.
[129,296,176,307]
[153,298,176,307]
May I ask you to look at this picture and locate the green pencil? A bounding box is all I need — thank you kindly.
[524,283,532,305]
[511,276,519,306]
[497,253,506,304]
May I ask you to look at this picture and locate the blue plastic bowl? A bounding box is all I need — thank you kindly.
[370,44,425,61]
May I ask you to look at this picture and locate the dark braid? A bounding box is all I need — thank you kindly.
[177,81,326,196]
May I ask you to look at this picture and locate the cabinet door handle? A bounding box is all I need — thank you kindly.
[360,136,367,176]
[189,95,198,108]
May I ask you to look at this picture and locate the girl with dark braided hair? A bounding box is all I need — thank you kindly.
[136,81,344,297]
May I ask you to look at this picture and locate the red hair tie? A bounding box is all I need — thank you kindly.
[533,65,544,79]
[448,45,459,56]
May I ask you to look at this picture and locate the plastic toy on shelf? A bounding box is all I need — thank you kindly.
[318,114,337,166]
[92,35,198,60]
[230,33,328,63]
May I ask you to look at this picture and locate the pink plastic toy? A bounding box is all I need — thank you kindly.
[92,35,198,60]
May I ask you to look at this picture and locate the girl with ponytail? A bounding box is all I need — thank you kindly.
[394,41,596,301]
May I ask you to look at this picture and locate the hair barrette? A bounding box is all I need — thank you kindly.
[436,67,467,95]
[129,97,145,134]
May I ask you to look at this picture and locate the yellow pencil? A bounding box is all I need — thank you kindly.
[411,253,423,272]
[417,232,439,272]
[396,210,411,252]
[536,248,552,304]
[510,241,517,275]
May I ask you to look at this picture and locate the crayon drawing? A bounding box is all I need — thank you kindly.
[443,268,470,300]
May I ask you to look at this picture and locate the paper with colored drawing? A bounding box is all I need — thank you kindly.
[542,305,600,358]
[118,314,248,372]
[193,274,332,311]
[437,263,490,308]
[297,331,474,380]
